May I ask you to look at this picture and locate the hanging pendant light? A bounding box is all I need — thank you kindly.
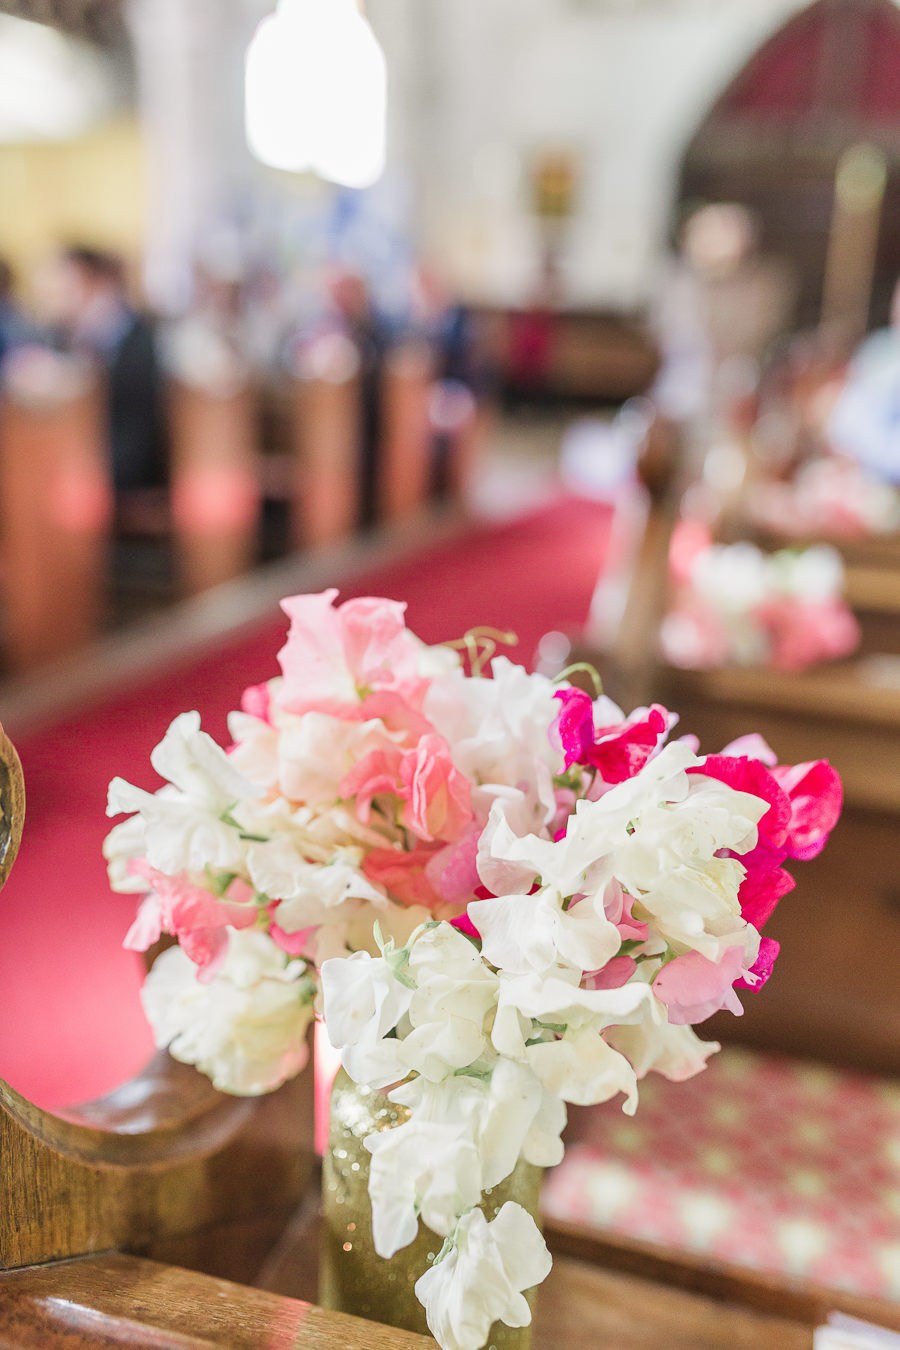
[245,0,386,189]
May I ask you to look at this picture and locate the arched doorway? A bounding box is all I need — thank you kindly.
[680,0,900,331]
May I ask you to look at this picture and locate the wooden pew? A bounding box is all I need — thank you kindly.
[0,373,112,671]
[168,378,261,596]
[289,337,361,549]
[378,340,434,524]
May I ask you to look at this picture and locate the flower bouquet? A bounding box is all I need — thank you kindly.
[105,590,842,1350]
[662,523,860,672]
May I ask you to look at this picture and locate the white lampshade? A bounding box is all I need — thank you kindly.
[245,0,386,189]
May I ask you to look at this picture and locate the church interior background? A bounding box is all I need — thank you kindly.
[2,3,900,1348]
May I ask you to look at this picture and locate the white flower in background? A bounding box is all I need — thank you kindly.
[107,712,261,876]
[365,1117,483,1257]
[141,927,313,1094]
[415,1203,552,1350]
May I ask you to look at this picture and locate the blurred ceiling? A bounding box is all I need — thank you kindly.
[0,0,123,45]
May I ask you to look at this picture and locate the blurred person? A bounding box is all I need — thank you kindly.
[43,246,168,494]
[0,258,30,366]
[652,203,797,433]
[825,278,900,485]
[326,266,392,528]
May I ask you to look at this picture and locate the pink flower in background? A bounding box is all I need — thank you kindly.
[582,954,636,990]
[653,947,746,1024]
[759,597,860,672]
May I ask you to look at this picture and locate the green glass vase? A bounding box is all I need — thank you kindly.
[320,1067,542,1349]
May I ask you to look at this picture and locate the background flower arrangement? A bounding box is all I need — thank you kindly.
[105,589,842,1350]
[662,521,861,672]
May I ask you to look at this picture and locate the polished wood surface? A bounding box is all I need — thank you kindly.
[0,1253,434,1350]
[0,1052,314,1277]
[0,1247,827,1350]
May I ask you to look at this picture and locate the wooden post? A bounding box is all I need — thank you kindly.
[168,379,260,596]
[289,335,361,550]
[378,340,434,524]
[821,142,887,341]
[0,371,112,671]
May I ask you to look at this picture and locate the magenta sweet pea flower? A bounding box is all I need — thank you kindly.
[553,688,669,783]
[689,754,790,853]
[734,936,781,990]
[771,759,843,861]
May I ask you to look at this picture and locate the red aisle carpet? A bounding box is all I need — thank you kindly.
[0,495,611,1109]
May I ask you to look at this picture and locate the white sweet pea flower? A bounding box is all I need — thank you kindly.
[365,1118,483,1257]
[606,1017,720,1083]
[492,968,657,1059]
[141,928,313,1094]
[415,1203,551,1350]
[225,708,280,790]
[107,712,261,876]
[152,711,259,806]
[391,1057,564,1188]
[526,1023,639,1110]
[102,812,150,893]
[320,947,413,1087]
[276,712,401,807]
[469,885,620,978]
[424,657,560,824]
[246,837,386,932]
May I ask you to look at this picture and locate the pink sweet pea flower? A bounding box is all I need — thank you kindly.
[582,955,637,990]
[340,744,405,823]
[341,735,473,843]
[425,826,481,905]
[398,734,473,843]
[553,689,669,783]
[653,946,745,1024]
[362,845,443,909]
[277,590,430,715]
[771,759,842,861]
[124,861,257,982]
[240,682,272,723]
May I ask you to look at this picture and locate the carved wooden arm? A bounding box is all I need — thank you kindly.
[0,723,314,1283]
[0,721,24,892]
